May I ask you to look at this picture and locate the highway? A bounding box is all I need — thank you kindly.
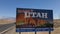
[0,23,15,34]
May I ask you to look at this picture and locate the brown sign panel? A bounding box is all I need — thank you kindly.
[16,8,53,32]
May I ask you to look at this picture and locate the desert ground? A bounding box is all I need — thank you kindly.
[0,19,60,34]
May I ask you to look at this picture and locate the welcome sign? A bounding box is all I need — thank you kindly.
[16,8,53,32]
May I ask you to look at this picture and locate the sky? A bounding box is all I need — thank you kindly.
[0,0,60,19]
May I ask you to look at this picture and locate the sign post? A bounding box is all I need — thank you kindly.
[16,8,53,34]
[49,31,51,34]
[19,32,21,34]
[35,31,36,34]
[19,28,21,34]
[49,28,51,34]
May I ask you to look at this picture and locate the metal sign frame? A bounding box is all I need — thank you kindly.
[16,8,53,34]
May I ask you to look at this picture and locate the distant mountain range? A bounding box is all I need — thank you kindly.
[0,17,16,24]
[0,17,15,20]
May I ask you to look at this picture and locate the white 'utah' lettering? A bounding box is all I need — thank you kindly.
[24,12,48,18]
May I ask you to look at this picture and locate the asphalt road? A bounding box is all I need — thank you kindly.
[0,23,15,33]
